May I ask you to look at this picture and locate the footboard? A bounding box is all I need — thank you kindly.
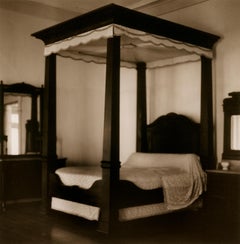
[50,173,164,208]
[117,181,164,208]
[49,173,102,206]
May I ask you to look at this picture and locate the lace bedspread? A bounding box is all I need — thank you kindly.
[55,153,206,210]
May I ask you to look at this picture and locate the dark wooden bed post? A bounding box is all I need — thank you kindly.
[136,62,148,152]
[200,56,215,169]
[42,53,57,212]
[98,36,121,234]
[43,54,57,160]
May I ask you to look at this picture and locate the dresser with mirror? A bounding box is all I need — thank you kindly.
[0,82,43,211]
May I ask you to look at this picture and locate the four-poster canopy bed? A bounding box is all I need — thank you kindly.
[32,4,220,234]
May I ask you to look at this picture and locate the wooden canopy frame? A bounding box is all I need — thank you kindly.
[32,4,220,234]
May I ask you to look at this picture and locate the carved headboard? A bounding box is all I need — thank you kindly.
[147,113,200,155]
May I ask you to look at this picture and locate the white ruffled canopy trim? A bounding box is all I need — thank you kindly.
[44,24,213,68]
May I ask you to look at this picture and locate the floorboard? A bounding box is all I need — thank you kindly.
[0,202,239,243]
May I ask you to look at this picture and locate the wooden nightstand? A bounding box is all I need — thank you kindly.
[204,170,240,225]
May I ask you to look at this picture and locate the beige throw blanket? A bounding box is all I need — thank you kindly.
[124,153,207,210]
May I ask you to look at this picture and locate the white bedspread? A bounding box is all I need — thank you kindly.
[55,153,206,212]
[55,165,184,190]
[120,167,184,189]
[55,166,101,189]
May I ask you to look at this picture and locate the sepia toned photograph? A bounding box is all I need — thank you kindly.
[0,0,239,243]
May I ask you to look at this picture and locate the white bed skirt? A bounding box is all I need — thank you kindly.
[51,197,100,221]
[51,197,174,222]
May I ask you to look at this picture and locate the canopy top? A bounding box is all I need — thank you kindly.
[32,4,220,67]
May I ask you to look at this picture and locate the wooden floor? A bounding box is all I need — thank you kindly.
[0,201,239,243]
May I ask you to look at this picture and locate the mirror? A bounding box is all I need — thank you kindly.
[231,115,240,150]
[222,92,240,160]
[0,82,43,156]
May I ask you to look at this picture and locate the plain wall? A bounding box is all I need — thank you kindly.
[147,61,201,123]
[56,56,137,164]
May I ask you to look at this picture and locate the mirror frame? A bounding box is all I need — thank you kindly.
[222,91,240,160]
[0,81,43,157]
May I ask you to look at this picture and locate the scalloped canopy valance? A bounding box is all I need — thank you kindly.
[32,4,220,68]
